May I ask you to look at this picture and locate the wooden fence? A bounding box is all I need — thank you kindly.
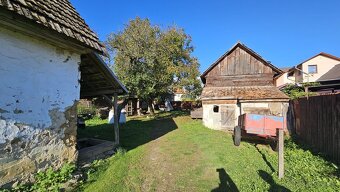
[289,94,340,164]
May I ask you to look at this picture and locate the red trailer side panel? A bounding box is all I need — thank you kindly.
[241,114,284,137]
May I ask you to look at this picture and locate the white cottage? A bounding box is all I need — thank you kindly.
[0,0,127,187]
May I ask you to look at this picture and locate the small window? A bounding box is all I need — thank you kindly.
[287,71,294,77]
[213,105,219,113]
[308,65,317,74]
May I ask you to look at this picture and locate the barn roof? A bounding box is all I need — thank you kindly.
[317,64,340,82]
[0,0,105,53]
[201,42,283,80]
[80,53,128,98]
[201,86,289,100]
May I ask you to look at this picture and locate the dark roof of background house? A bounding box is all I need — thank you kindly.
[201,86,289,100]
[317,64,340,82]
[201,42,283,79]
[0,0,105,53]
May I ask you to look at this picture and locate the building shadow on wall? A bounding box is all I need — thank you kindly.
[211,168,239,192]
[258,170,291,192]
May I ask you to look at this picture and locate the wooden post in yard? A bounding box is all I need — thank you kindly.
[305,86,309,99]
[114,93,119,145]
[277,128,284,179]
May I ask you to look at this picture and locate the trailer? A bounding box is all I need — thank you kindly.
[234,114,285,148]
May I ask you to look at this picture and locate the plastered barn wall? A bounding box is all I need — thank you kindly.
[0,26,80,186]
[203,102,288,131]
[203,103,239,131]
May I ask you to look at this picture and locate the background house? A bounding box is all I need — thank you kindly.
[170,88,185,102]
[274,67,295,88]
[275,53,340,88]
[308,64,340,94]
[200,42,289,131]
[0,0,127,187]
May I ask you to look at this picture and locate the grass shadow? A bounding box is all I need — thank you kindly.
[254,144,275,173]
[78,112,182,151]
[119,118,177,151]
[258,170,291,192]
[236,136,277,171]
[77,121,115,142]
[211,168,239,192]
[118,112,181,151]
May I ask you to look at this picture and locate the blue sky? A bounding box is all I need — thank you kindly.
[70,0,340,73]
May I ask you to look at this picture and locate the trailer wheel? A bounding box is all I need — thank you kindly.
[234,126,241,146]
[271,140,279,151]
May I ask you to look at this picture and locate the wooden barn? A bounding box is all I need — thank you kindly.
[200,42,289,131]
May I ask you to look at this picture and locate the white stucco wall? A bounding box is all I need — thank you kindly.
[300,55,340,82]
[0,26,81,185]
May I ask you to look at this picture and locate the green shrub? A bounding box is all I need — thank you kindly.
[282,83,320,99]
[1,163,76,192]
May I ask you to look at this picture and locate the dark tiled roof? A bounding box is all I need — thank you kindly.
[201,86,289,100]
[0,0,105,53]
[317,64,340,81]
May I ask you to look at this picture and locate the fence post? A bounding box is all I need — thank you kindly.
[113,93,119,145]
[277,128,284,179]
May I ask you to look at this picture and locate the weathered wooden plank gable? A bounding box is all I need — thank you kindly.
[204,46,278,87]
[207,62,220,76]
[208,47,273,77]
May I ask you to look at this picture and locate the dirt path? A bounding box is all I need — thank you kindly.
[140,117,204,192]
[83,114,340,192]
[141,118,179,191]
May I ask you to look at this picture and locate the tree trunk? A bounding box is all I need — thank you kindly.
[148,99,155,115]
[137,99,142,116]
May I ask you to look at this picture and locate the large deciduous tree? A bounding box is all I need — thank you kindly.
[107,17,201,114]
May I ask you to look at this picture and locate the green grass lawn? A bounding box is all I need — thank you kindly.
[78,112,340,192]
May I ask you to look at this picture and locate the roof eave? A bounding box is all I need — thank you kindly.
[91,52,129,94]
[0,6,107,55]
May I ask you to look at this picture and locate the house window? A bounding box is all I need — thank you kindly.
[308,65,317,74]
[287,71,294,77]
[213,105,219,113]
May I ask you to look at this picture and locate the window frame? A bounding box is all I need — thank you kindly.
[308,65,318,74]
